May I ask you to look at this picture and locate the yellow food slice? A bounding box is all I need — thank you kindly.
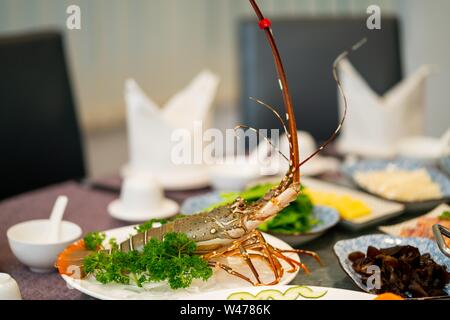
[304,189,371,220]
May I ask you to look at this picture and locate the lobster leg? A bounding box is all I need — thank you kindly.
[270,249,310,274]
[280,249,323,266]
[204,230,318,286]
[239,244,262,285]
[207,261,255,286]
[222,247,284,285]
[252,230,283,282]
[228,243,284,272]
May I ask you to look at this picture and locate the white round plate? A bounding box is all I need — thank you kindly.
[187,285,376,300]
[61,225,302,300]
[121,164,210,190]
[108,199,179,222]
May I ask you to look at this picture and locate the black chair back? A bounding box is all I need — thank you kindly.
[239,17,402,142]
[0,31,85,200]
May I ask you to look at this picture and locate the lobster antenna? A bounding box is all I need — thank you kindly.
[298,38,367,168]
[249,97,290,143]
[233,124,289,162]
[249,0,300,184]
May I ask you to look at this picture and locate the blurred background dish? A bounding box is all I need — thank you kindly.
[342,159,450,211]
[108,175,179,222]
[379,203,450,244]
[180,192,222,215]
[397,130,450,165]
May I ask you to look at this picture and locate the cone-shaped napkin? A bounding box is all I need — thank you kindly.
[123,70,220,190]
[336,59,430,158]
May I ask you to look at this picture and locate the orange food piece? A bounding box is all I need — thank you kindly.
[400,217,450,246]
[56,239,87,276]
[374,293,404,300]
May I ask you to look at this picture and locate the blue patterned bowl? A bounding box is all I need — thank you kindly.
[342,159,450,211]
[180,192,340,246]
[180,192,223,215]
[334,234,450,298]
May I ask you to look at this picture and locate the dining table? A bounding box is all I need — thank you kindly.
[0,173,433,300]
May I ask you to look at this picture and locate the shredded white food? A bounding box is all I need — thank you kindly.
[354,168,442,202]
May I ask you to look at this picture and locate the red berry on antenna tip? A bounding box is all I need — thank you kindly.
[258,18,271,30]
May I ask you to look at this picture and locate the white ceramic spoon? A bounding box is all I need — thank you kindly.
[49,195,69,242]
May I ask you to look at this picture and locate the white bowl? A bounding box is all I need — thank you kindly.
[7,220,82,273]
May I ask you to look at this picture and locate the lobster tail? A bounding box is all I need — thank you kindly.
[56,240,93,278]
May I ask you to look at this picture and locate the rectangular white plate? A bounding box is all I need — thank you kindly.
[379,203,450,236]
[302,178,405,230]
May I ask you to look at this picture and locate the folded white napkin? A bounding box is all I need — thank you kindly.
[336,59,430,158]
[123,70,220,190]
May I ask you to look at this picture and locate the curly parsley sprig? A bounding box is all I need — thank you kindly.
[83,232,212,289]
[440,211,450,221]
[84,232,106,250]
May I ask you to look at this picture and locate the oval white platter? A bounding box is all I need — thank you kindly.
[61,225,301,300]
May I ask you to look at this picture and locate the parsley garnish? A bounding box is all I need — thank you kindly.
[84,232,106,250]
[83,232,212,289]
[440,211,450,221]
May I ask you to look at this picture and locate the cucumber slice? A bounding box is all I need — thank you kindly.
[227,286,327,300]
[285,286,327,299]
[227,292,257,300]
[227,289,285,300]
[254,289,285,300]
